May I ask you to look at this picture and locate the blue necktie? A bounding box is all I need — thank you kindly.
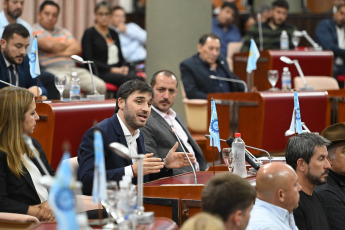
[8,65,16,86]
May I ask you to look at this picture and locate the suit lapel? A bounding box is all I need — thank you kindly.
[0,50,10,82]
[112,115,132,165]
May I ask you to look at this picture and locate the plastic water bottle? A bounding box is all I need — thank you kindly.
[280,30,289,50]
[232,133,247,178]
[69,72,80,100]
[281,67,292,91]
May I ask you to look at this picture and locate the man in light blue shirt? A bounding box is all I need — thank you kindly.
[246,162,301,230]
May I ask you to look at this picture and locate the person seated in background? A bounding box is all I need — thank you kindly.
[332,0,345,14]
[285,133,331,230]
[82,1,143,89]
[0,23,47,99]
[180,33,245,99]
[257,4,272,24]
[212,2,241,57]
[246,162,300,230]
[32,0,106,97]
[315,4,345,78]
[110,5,147,64]
[78,80,195,195]
[202,173,256,230]
[141,70,207,180]
[181,212,225,230]
[241,0,296,52]
[0,87,55,222]
[315,122,345,230]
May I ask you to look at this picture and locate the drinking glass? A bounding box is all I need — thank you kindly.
[101,181,118,229]
[54,75,66,101]
[291,31,301,50]
[222,148,234,173]
[267,70,279,91]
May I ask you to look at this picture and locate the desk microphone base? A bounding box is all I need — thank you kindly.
[136,211,154,224]
[87,94,105,101]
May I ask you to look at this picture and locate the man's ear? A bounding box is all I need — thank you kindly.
[117,97,125,110]
[197,44,202,53]
[228,209,243,228]
[0,39,6,50]
[296,158,306,172]
[277,188,285,203]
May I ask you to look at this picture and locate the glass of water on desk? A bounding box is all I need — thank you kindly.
[222,148,234,173]
[55,75,66,101]
[267,70,279,91]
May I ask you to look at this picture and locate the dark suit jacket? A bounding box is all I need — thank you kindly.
[0,49,47,95]
[77,114,147,195]
[141,109,207,178]
[315,170,345,230]
[315,18,345,60]
[0,138,54,214]
[180,53,245,99]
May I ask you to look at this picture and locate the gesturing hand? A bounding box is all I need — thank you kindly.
[132,153,164,176]
[164,142,195,169]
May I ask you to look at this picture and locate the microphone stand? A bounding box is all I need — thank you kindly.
[171,126,197,184]
[257,13,263,51]
[209,75,248,92]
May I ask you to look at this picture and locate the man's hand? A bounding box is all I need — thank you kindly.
[132,153,164,176]
[27,201,55,222]
[117,23,127,33]
[164,142,195,169]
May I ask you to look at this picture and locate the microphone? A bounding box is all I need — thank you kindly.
[293,30,322,51]
[171,125,197,184]
[209,75,248,92]
[0,79,16,87]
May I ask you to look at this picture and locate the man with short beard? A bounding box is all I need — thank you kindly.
[285,133,331,230]
[241,0,296,51]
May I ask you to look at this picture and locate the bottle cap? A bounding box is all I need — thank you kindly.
[283,67,289,72]
[281,30,287,35]
[235,133,241,138]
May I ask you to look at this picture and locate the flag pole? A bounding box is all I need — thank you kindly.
[212,139,215,176]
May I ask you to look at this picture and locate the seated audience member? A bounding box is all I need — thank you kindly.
[331,0,345,14]
[32,1,106,97]
[0,23,47,99]
[239,14,256,37]
[0,87,54,221]
[82,2,143,89]
[285,133,331,230]
[257,4,272,23]
[315,122,345,230]
[141,70,207,179]
[315,4,345,78]
[241,0,296,52]
[202,173,256,230]
[77,80,195,195]
[212,2,241,57]
[180,33,245,99]
[181,212,225,230]
[110,6,147,63]
[246,162,300,230]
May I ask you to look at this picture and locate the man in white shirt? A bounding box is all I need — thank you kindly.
[246,162,301,230]
[141,70,207,179]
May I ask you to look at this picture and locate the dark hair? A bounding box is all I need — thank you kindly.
[198,33,220,46]
[112,5,125,13]
[202,173,256,222]
[150,70,178,88]
[114,80,153,113]
[258,4,271,14]
[285,133,330,170]
[39,0,60,14]
[271,0,289,10]
[95,1,111,14]
[2,23,29,41]
[221,2,238,17]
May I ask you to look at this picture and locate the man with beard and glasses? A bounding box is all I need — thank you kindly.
[0,24,47,98]
[241,0,296,52]
[77,80,195,195]
[141,70,207,180]
[285,133,331,230]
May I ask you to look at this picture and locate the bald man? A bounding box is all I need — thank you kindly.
[246,162,301,230]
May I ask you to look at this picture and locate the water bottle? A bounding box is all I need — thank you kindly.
[232,133,247,178]
[280,30,289,50]
[69,72,80,100]
[281,67,292,91]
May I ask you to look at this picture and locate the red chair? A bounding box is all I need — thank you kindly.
[337,75,345,89]
[105,82,118,98]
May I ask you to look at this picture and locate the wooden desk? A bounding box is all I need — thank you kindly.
[233,50,334,91]
[143,171,256,226]
[31,100,116,169]
[207,91,329,154]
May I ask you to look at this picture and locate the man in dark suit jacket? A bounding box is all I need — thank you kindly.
[180,33,245,99]
[0,23,47,97]
[141,70,207,179]
[78,80,194,195]
[315,122,345,230]
[315,5,345,78]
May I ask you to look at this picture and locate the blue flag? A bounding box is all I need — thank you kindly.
[294,91,303,134]
[209,99,221,152]
[48,152,79,230]
[29,37,40,78]
[246,38,260,73]
[92,129,107,204]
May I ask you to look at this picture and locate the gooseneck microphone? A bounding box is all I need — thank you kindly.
[171,125,197,184]
[209,75,248,92]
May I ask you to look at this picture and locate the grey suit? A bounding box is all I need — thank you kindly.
[141,109,207,178]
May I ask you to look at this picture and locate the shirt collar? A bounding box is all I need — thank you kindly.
[116,113,140,139]
[3,54,13,68]
[152,105,176,120]
[255,198,291,223]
